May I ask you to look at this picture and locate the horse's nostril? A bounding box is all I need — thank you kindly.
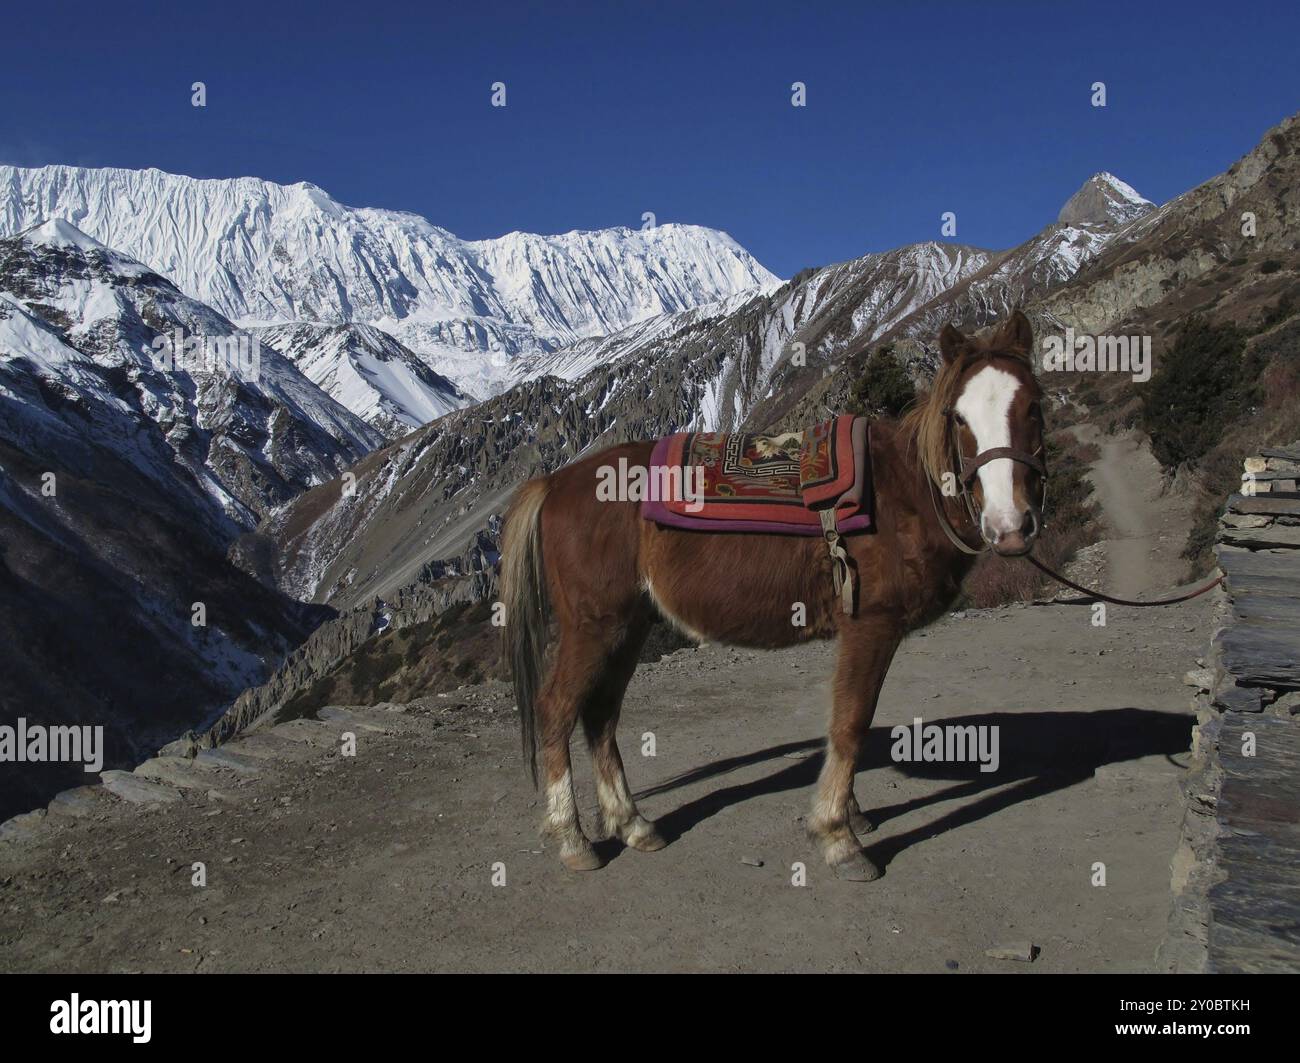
[1022,509,1040,539]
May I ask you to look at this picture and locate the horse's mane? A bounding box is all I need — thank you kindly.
[898,342,1037,488]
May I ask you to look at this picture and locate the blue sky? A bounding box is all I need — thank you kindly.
[2,0,1296,277]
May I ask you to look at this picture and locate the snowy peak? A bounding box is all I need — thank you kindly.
[17,216,156,280]
[1057,172,1154,228]
[21,216,110,252]
[0,164,780,396]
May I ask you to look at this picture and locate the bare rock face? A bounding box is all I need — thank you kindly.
[0,223,364,821]
[1040,114,1300,338]
[1057,172,1154,228]
[229,115,1300,744]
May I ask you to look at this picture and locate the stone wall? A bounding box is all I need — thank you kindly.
[1161,444,1300,972]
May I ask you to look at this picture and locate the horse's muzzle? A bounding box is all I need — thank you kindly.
[989,508,1040,557]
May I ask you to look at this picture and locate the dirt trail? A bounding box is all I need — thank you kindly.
[1072,425,1187,595]
[0,430,1214,973]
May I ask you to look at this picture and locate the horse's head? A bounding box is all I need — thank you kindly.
[932,311,1046,556]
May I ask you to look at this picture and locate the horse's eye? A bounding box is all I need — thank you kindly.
[953,412,967,427]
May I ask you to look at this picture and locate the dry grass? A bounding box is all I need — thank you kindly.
[963,521,1093,607]
[1179,316,1300,576]
[961,428,1102,608]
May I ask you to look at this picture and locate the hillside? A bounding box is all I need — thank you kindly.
[218,114,1300,733]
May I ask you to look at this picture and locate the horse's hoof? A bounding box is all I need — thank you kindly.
[847,809,876,836]
[831,850,883,882]
[560,846,605,872]
[624,822,668,852]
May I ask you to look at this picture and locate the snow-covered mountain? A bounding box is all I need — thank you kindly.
[0,219,378,813]
[0,165,781,398]
[512,241,996,412]
[255,322,469,440]
[516,170,1155,406]
[1057,172,1154,228]
[0,219,383,528]
[253,170,1161,605]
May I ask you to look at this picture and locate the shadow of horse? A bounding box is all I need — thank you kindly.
[613,706,1191,873]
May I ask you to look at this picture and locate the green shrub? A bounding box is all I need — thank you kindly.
[848,345,916,417]
[1139,317,1261,468]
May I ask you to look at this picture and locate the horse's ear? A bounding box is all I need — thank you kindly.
[938,323,968,365]
[993,309,1034,356]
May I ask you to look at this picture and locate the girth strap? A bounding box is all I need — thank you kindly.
[819,508,856,615]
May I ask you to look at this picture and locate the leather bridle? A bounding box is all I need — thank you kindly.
[920,352,1224,608]
[928,393,1047,557]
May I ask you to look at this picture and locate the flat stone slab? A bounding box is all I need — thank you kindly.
[100,770,183,805]
[1212,682,1264,714]
[0,809,48,841]
[1243,469,1300,481]
[1219,524,1300,549]
[1215,619,1300,688]
[271,719,341,748]
[231,732,321,761]
[47,785,105,818]
[316,707,391,733]
[1223,513,1274,529]
[133,756,217,790]
[1226,493,1300,517]
[195,747,264,775]
[1215,545,1300,597]
[1230,593,1300,626]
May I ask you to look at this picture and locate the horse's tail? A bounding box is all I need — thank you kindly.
[500,476,551,787]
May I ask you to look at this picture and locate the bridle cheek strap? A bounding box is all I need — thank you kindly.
[929,443,1049,556]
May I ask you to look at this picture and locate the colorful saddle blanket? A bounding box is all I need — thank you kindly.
[642,415,873,535]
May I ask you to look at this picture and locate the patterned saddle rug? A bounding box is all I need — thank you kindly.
[641,415,873,536]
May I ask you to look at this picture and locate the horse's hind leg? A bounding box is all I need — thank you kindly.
[537,630,611,871]
[809,616,901,881]
[581,611,665,853]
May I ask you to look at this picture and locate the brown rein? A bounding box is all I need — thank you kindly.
[1021,553,1224,607]
[927,443,1224,608]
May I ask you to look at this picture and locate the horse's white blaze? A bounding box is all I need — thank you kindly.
[954,365,1024,540]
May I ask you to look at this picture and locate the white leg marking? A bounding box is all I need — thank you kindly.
[545,769,578,834]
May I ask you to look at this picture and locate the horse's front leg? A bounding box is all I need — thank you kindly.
[809,615,901,880]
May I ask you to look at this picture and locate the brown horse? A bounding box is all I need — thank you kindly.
[499,310,1046,880]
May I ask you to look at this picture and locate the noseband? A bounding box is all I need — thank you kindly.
[958,444,1047,489]
[929,399,1048,556]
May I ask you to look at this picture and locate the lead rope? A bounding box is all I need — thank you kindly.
[819,507,857,614]
[925,471,1224,605]
[1021,553,1224,607]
